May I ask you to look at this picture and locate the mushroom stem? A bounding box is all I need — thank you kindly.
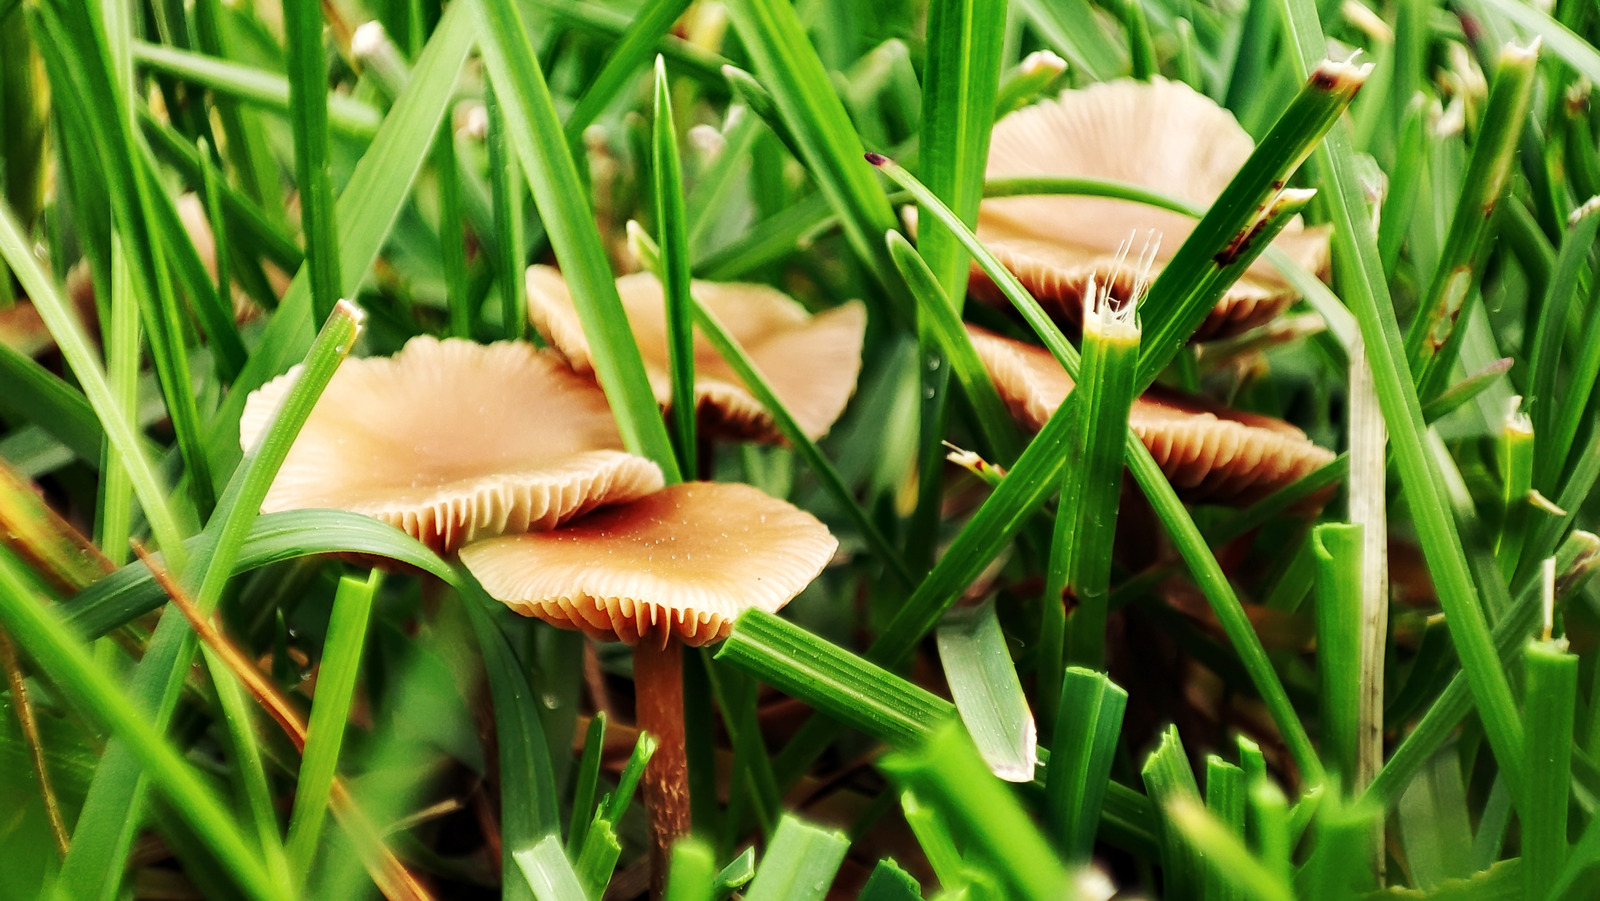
[634,639,689,896]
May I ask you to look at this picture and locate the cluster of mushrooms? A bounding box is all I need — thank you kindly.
[243,75,1335,887]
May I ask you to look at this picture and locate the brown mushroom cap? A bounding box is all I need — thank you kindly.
[968,327,1334,505]
[460,481,838,648]
[966,78,1330,341]
[240,336,665,552]
[526,266,867,442]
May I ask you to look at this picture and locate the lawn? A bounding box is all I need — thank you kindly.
[3,0,1600,898]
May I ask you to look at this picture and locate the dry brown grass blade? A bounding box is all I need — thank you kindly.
[0,460,115,594]
[0,629,71,857]
[133,544,438,901]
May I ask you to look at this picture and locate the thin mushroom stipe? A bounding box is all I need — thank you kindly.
[461,481,837,890]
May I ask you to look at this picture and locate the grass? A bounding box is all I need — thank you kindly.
[4,0,1600,897]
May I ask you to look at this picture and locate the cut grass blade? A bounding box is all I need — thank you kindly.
[935,600,1036,783]
[514,834,591,901]
[1313,523,1363,786]
[474,0,680,480]
[1045,667,1126,862]
[741,815,850,901]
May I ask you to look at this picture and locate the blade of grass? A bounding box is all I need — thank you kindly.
[0,553,288,901]
[1167,798,1295,901]
[1279,0,1530,809]
[474,0,679,479]
[1523,624,1577,900]
[1143,726,1203,901]
[1404,41,1539,390]
[1529,199,1600,488]
[0,200,185,564]
[485,82,526,340]
[459,570,562,901]
[284,0,342,323]
[652,56,697,476]
[564,0,692,142]
[1045,666,1126,862]
[741,816,850,901]
[664,837,715,901]
[1056,278,1140,674]
[1313,524,1363,786]
[905,0,1006,578]
[1011,0,1122,80]
[285,570,380,886]
[514,834,591,901]
[66,510,455,639]
[935,600,1036,782]
[722,0,906,315]
[880,721,1072,901]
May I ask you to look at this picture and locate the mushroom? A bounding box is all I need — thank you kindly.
[460,481,837,888]
[968,327,1334,505]
[960,77,1330,341]
[526,265,867,442]
[240,335,665,552]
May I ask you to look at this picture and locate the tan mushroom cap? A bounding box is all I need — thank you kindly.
[240,336,665,552]
[968,328,1334,505]
[967,77,1330,341]
[526,266,867,442]
[461,481,837,648]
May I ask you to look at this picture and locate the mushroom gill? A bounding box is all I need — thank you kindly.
[968,327,1334,505]
[240,335,664,552]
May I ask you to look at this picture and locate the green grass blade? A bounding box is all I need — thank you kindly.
[1143,726,1204,901]
[722,0,905,312]
[935,600,1035,783]
[565,0,692,141]
[460,570,561,901]
[1011,0,1123,80]
[664,837,716,901]
[567,712,606,852]
[1166,798,1294,901]
[1045,667,1127,862]
[883,720,1071,901]
[284,570,380,886]
[1404,42,1539,388]
[0,337,105,467]
[741,815,850,901]
[1523,631,1578,899]
[0,553,286,901]
[1205,757,1248,901]
[283,0,342,323]
[474,0,680,480]
[485,81,527,341]
[514,833,591,901]
[1530,200,1600,487]
[1277,0,1529,808]
[1476,0,1600,84]
[652,57,697,477]
[0,200,186,564]
[1313,523,1363,786]
[65,510,455,639]
[131,41,383,138]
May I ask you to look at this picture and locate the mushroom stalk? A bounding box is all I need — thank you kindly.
[634,639,689,895]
